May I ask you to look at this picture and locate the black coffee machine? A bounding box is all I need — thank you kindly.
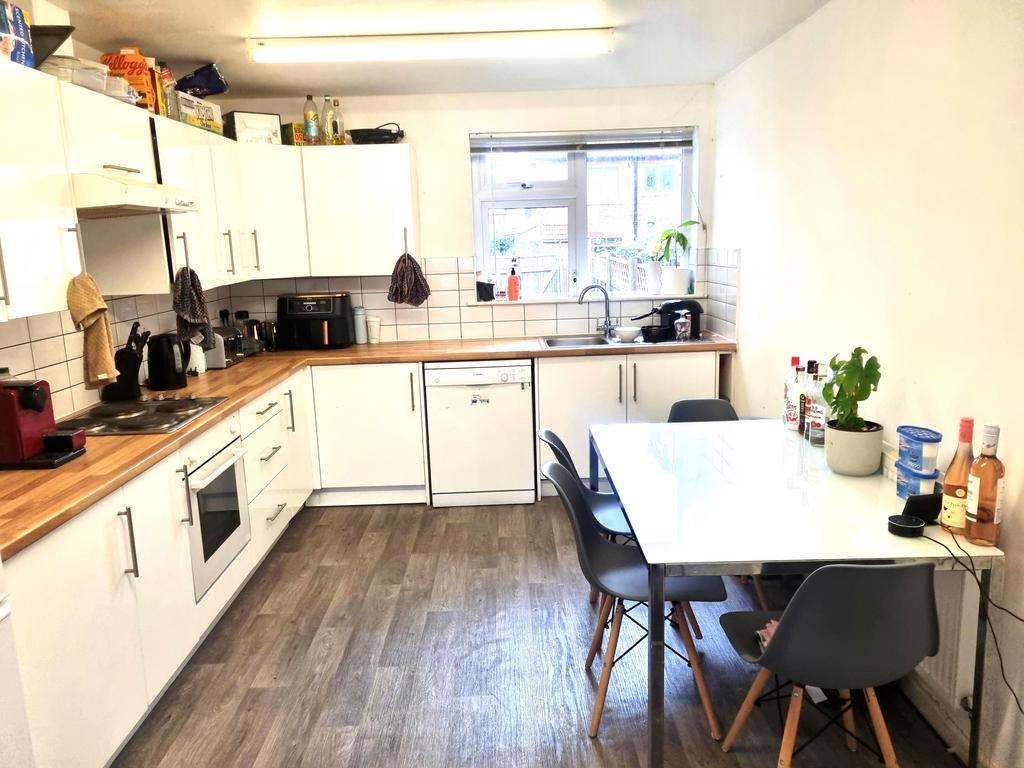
[631,299,704,343]
[275,293,355,349]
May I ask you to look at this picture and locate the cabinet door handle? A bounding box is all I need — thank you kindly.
[251,229,261,271]
[409,372,415,412]
[176,465,194,524]
[223,231,236,274]
[118,507,140,578]
[633,363,637,403]
[0,237,10,306]
[618,363,623,403]
[176,232,191,270]
[267,502,287,522]
[256,401,278,416]
[284,389,296,431]
[102,164,141,174]
[260,445,282,463]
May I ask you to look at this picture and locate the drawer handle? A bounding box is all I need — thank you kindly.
[118,507,140,578]
[260,445,283,462]
[102,164,141,174]
[267,502,287,522]
[256,401,278,416]
[224,231,236,274]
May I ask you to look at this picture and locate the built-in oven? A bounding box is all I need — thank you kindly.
[181,437,251,602]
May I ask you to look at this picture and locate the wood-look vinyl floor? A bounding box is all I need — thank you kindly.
[114,500,960,768]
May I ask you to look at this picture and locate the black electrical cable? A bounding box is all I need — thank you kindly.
[922,533,1024,716]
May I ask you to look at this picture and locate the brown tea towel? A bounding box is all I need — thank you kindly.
[66,273,118,388]
[173,267,215,350]
[387,250,431,307]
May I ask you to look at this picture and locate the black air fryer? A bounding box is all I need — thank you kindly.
[275,293,355,349]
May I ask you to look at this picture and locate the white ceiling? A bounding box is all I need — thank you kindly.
[63,0,829,97]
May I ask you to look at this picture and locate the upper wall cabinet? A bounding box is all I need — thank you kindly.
[59,81,157,181]
[0,62,82,322]
[208,133,248,284]
[303,144,418,277]
[238,143,310,280]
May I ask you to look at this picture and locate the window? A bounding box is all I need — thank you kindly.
[471,129,697,298]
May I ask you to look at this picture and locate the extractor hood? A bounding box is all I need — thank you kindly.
[72,171,197,220]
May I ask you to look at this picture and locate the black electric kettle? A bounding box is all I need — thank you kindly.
[147,333,190,390]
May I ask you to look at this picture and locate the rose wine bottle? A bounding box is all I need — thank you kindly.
[965,425,1005,547]
[940,418,974,534]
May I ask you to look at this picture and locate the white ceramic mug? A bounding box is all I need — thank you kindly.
[366,315,382,344]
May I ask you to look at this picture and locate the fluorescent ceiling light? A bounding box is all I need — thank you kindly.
[247,28,614,64]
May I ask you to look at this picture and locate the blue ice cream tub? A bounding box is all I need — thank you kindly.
[896,425,942,473]
[895,460,939,500]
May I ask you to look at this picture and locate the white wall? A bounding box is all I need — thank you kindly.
[713,0,1023,764]
[216,85,716,263]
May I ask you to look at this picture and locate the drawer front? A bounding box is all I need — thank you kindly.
[249,468,299,559]
[240,391,284,438]
[182,412,240,471]
[242,409,288,503]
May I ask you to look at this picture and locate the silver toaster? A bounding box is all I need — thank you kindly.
[204,328,242,369]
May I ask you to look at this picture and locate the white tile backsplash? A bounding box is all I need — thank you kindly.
[555,318,591,335]
[460,305,492,323]
[28,312,63,340]
[525,319,557,336]
[492,304,525,322]
[425,257,458,274]
[396,324,429,341]
[295,277,330,292]
[1,343,34,376]
[0,317,29,348]
[396,307,428,325]
[493,320,526,338]
[428,323,461,340]
[525,304,556,321]
[363,292,396,310]
[35,362,70,391]
[555,302,588,320]
[460,322,493,339]
[427,307,461,325]
[31,336,66,369]
[428,273,459,292]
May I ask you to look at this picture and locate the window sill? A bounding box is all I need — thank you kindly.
[466,292,707,306]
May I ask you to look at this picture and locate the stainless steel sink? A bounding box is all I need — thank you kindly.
[540,335,611,348]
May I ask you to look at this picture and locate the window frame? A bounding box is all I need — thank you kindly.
[471,131,695,298]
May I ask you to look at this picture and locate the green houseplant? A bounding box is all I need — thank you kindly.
[821,346,883,476]
[657,220,698,295]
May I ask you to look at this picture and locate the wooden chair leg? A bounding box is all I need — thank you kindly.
[864,687,900,768]
[586,592,613,670]
[588,584,599,604]
[753,575,770,611]
[722,667,772,752]
[681,601,703,640]
[839,689,857,752]
[589,598,624,738]
[777,685,804,768]
[672,603,722,740]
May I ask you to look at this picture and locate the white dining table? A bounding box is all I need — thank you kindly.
[588,419,1004,768]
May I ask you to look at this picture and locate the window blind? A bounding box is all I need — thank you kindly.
[469,127,694,154]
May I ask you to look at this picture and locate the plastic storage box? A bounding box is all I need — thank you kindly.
[895,461,939,500]
[896,425,942,473]
[40,55,109,92]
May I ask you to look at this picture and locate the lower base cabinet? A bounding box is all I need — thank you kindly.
[5,490,149,768]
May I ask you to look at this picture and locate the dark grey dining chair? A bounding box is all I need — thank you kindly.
[667,397,739,423]
[543,460,728,739]
[719,563,939,767]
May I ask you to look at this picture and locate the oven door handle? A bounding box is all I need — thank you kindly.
[188,447,248,492]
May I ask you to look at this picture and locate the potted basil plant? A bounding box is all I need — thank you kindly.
[821,347,883,476]
[657,220,698,295]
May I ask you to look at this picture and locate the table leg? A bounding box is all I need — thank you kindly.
[589,433,599,491]
[968,568,990,768]
[648,563,666,767]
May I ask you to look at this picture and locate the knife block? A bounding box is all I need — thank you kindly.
[100,349,142,402]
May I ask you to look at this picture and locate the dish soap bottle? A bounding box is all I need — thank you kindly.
[507,258,521,301]
[303,94,321,145]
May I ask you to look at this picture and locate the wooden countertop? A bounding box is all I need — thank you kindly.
[0,335,735,560]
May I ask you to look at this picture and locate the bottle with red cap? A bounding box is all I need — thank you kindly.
[783,356,801,430]
[940,418,974,534]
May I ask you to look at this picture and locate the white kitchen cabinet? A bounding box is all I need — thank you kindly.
[282,366,319,497]
[238,143,310,279]
[122,450,201,702]
[626,351,718,423]
[154,116,223,286]
[59,81,157,181]
[303,144,417,277]
[537,355,627,480]
[4,490,148,768]
[208,133,246,283]
[313,363,425,489]
[0,61,82,322]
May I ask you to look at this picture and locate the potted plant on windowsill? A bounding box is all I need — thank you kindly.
[821,346,883,476]
[657,220,698,295]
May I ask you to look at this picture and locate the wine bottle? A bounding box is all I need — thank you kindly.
[939,418,974,534]
[965,425,1005,547]
[784,356,800,430]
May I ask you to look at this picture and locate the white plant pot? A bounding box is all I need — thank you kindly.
[640,262,662,293]
[825,421,884,476]
[661,266,691,295]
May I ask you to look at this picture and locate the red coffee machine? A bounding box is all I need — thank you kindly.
[0,379,85,469]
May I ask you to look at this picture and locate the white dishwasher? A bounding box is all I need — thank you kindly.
[424,360,536,507]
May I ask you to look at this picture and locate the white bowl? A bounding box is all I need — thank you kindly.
[613,326,642,342]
